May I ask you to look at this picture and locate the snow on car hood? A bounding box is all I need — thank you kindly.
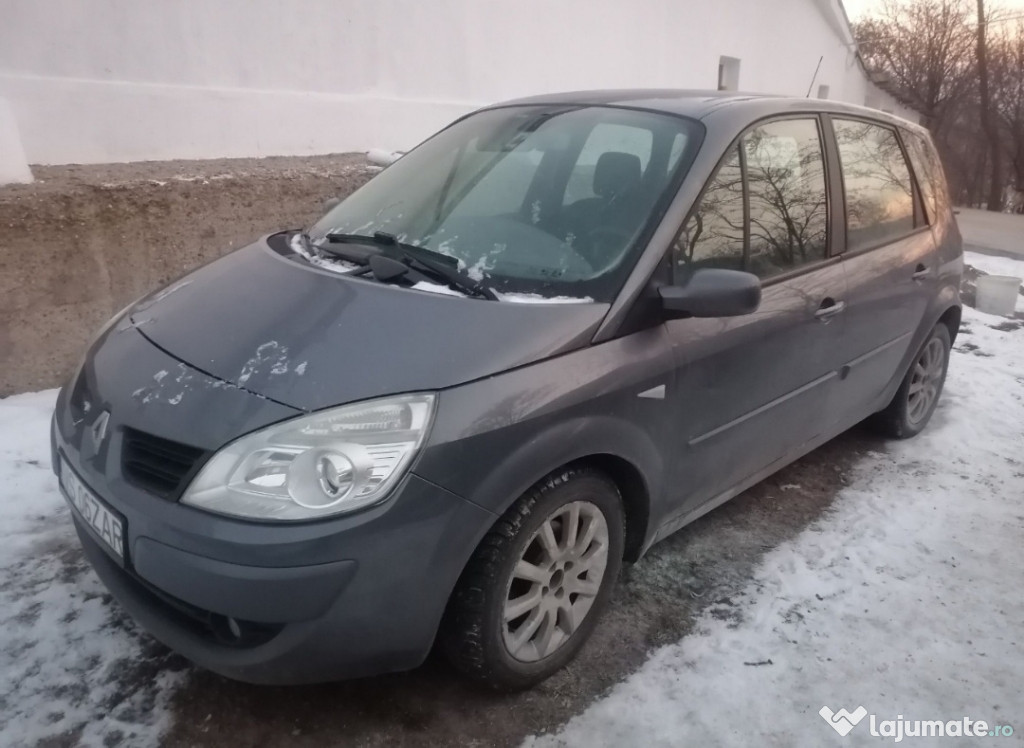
[128,237,609,411]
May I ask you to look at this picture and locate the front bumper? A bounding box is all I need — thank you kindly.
[65,469,491,684]
[53,325,495,684]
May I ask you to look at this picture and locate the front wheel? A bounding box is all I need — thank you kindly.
[871,323,951,438]
[440,467,624,691]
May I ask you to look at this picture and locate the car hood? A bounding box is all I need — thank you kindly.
[129,237,610,411]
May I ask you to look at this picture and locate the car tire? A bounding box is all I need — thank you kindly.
[440,467,624,691]
[871,323,951,439]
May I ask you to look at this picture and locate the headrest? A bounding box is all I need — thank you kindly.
[593,152,642,198]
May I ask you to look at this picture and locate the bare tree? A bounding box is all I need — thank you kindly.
[976,0,1004,210]
[992,21,1024,210]
[854,0,976,133]
[853,0,1024,208]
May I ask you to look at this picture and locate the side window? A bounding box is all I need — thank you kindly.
[563,123,653,206]
[744,119,829,277]
[673,145,745,276]
[902,129,950,223]
[833,119,916,251]
[673,118,829,282]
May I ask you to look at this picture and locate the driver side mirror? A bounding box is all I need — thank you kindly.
[659,268,761,319]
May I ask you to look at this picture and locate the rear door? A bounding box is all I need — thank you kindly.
[663,116,848,517]
[825,117,935,424]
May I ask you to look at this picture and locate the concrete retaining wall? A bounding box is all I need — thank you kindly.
[0,155,374,396]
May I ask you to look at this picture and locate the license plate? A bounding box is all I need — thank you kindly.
[61,458,125,561]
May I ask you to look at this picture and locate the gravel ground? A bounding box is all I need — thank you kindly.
[4,154,373,198]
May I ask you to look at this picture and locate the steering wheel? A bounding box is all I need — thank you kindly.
[577,226,634,271]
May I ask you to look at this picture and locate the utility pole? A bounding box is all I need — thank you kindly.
[976,0,1004,211]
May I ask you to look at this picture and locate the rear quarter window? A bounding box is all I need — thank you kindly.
[833,119,916,252]
[901,128,951,223]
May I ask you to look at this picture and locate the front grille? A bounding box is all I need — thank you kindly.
[122,427,206,499]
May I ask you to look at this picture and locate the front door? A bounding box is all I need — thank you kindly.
[663,116,849,517]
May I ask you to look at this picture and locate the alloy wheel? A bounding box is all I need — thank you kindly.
[501,501,609,662]
[907,337,945,425]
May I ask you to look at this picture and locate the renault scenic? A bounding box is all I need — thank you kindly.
[52,90,962,690]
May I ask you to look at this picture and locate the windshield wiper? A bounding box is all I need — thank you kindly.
[325,231,497,300]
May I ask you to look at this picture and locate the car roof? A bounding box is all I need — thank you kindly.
[484,89,925,133]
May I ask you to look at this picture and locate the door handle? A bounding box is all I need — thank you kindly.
[815,299,846,321]
[912,264,929,281]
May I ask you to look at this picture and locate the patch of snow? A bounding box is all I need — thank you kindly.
[466,251,499,282]
[366,148,404,166]
[0,391,187,746]
[170,173,232,184]
[494,292,593,304]
[237,341,289,385]
[528,305,1024,747]
[132,363,196,406]
[295,361,308,376]
[435,237,457,255]
[411,281,467,297]
[288,233,358,275]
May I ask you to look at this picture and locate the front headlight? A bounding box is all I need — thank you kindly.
[181,393,435,520]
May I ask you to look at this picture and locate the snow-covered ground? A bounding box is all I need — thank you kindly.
[0,392,186,746]
[529,305,1024,745]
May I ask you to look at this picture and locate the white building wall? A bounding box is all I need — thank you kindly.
[0,0,918,167]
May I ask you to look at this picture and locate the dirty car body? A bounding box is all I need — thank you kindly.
[52,91,962,686]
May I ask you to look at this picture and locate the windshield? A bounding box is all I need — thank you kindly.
[309,105,702,302]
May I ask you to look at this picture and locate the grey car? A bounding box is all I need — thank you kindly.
[52,90,962,690]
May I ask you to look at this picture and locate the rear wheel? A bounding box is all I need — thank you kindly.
[441,467,624,691]
[871,323,951,438]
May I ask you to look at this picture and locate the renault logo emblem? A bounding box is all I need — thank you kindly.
[89,411,110,451]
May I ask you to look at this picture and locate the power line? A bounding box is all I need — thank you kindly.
[984,12,1024,24]
[850,15,1024,47]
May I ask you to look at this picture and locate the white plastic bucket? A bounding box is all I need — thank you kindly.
[976,274,1022,317]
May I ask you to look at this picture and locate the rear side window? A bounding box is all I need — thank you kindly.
[673,117,829,281]
[902,129,951,223]
[833,119,916,251]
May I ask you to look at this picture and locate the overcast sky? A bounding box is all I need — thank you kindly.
[843,0,1024,20]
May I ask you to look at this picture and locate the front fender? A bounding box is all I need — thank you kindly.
[413,326,677,547]
[421,413,663,519]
